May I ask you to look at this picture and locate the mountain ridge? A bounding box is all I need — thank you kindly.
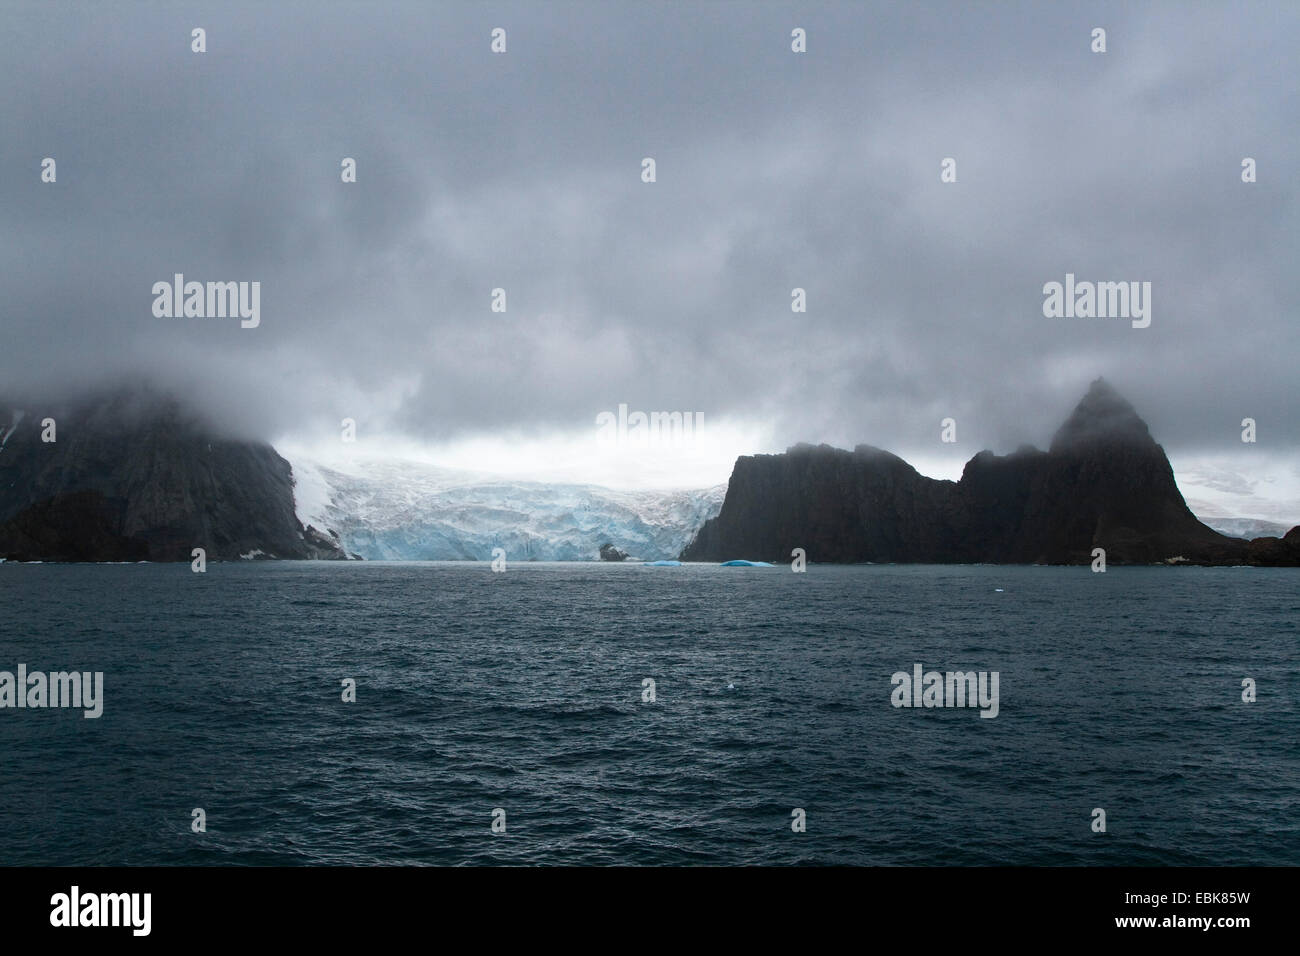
[2,382,1295,565]
[0,391,346,562]
[681,379,1300,566]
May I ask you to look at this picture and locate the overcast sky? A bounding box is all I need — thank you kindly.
[1,1,1295,499]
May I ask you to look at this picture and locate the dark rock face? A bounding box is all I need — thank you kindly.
[682,380,1298,566]
[1244,527,1300,567]
[0,391,347,562]
[599,542,629,561]
[682,443,961,564]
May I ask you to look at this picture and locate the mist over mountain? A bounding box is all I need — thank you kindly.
[2,3,1296,472]
[1049,379,1156,452]
[0,386,724,563]
[0,390,344,561]
[682,380,1300,566]
[1,382,1295,565]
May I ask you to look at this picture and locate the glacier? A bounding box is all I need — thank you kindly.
[287,456,725,562]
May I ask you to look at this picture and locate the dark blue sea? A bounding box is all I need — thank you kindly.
[0,562,1296,866]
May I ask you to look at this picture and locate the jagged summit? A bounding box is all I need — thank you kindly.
[683,380,1298,566]
[1050,377,1155,453]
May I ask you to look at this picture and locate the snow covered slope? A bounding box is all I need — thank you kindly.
[1172,453,1300,540]
[288,456,725,561]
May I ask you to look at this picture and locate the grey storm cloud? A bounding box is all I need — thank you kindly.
[1,0,1295,461]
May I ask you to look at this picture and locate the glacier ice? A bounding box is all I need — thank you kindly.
[287,456,725,562]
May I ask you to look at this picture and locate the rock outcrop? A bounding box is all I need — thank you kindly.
[0,389,348,562]
[682,379,1298,566]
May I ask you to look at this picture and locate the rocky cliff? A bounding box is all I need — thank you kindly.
[682,380,1298,566]
[0,389,347,562]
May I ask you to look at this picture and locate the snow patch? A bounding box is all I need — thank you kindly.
[290,458,334,531]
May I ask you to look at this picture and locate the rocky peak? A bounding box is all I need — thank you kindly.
[1049,377,1156,453]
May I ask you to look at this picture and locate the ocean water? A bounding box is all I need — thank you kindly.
[0,561,1295,866]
